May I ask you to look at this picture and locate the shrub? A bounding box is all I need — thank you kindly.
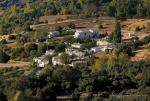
[68,23,76,29]
[0,50,10,63]
[0,39,7,44]
[25,43,38,53]
[8,35,16,40]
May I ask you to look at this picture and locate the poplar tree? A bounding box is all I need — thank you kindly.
[113,22,122,43]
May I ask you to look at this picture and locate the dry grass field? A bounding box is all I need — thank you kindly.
[131,49,150,61]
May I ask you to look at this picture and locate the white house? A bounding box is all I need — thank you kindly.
[71,43,82,49]
[70,61,87,67]
[52,53,64,66]
[91,46,113,53]
[65,48,77,56]
[73,29,100,40]
[47,31,60,38]
[65,48,86,58]
[91,47,102,53]
[45,50,54,55]
[74,51,86,58]
[33,56,49,67]
[52,56,61,66]
[97,40,112,46]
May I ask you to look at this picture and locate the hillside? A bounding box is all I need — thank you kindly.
[0,0,150,101]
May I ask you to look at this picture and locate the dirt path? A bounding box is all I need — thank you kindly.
[0,60,31,68]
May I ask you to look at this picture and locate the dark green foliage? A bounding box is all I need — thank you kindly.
[81,40,96,50]
[108,22,122,43]
[107,0,150,19]
[8,35,16,40]
[11,47,27,59]
[25,43,38,53]
[55,26,63,33]
[0,91,7,101]
[115,43,132,55]
[1,0,149,35]
[127,36,150,51]
[0,39,7,45]
[38,43,47,54]
[113,22,122,43]
[16,35,28,44]
[0,59,150,100]
[68,23,76,29]
[0,50,10,63]
[55,43,66,52]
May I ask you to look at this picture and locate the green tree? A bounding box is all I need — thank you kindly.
[0,90,7,101]
[118,52,129,64]
[55,44,66,52]
[68,23,76,29]
[0,50,10,63]
[113,22,122,43]
[107,57,116,69]
[94,53,108,71]
[60,53,69,64]
[25,43,38,53]
[38,43,47,54]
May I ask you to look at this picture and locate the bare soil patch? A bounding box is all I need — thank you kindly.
[131,49,150,61]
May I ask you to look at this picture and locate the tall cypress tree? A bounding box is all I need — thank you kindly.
[113,22,122,43]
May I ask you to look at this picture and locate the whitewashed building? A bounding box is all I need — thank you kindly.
[71,43,82,49]
[33,56,49,67]
[97,40,112,46]
[91,47,102,53]
[91,46,113,53]
[52,56,62,66]
[52,53,64,65]
[73,29,100,40]
[65,48,86,58]
[70,61,87,67]
[47,31,60,38]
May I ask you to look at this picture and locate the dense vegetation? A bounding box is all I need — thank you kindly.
[0,0,150,35]
[0,58,149,101]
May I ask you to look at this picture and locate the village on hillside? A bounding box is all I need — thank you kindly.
[1,16,150,68]
[0,0,150,100]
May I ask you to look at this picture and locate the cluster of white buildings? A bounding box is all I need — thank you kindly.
[33,50,54,67]
[33,55,49,67]
[91,40,113,53]
[33,29,115,67]
[73,29,101,40]
[47,29,101,40]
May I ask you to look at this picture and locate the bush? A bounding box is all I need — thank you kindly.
[0,50,10,63]
[55,26,63,33]
[0,91,7,101]
[68,23,76,29]
[25,43,38,53]
[38,43,47,54]
[8,35,16,40]
[0,39,7,44]
[142,36,150,44]
[55,43,66,52]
